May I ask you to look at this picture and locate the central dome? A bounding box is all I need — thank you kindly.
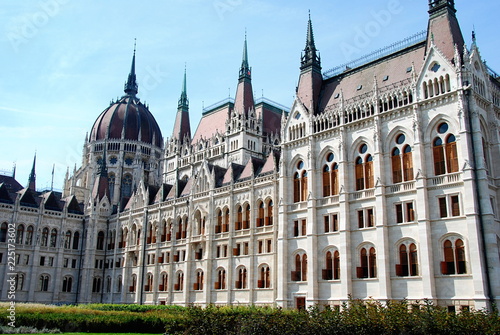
[90,95,163,148]
[89,50,163,148]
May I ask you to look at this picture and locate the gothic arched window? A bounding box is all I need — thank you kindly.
[121,174,133,198]
[355,144,374,191]
[433,122,458,175]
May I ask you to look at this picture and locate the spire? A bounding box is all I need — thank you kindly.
[172,68,191,145]
[27,153,36,191]
[239,32,252,82]
[234,32,255,116]
[301,11,321,73]
[178,65,189,110]
[296,12,323,114]
[124,40,138,96]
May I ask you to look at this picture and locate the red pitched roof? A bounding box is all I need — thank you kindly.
[0,175,23,192]
[234,79,254,116]
[259,152,277,175]
[171,109,191,144]
[426,9,464,63]
[255,103,283,136]
[180,178,193,197]
[320,46,425,111]
[192,106,229,143]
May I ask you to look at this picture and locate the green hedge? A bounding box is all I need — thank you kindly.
[0,300,498,334]
[166,300,500,335]
[0,304,170,333]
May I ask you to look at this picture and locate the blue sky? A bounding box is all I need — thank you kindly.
[0,0,498,191]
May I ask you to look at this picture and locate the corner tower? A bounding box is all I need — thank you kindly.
[234,34,255,117]
[426,0,465,63]
[296,13,323,114]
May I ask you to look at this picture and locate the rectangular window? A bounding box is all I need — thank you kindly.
[15,254,20,265]
[358,210,364,228]
[216,245,221,258]
[332,214,339,232]
[233,244,241,256]
[439,197,448,218]
[367,208,374,227]
[406,202,415,221]
[358,208,375,228]
[223,245,228,257]
[395,204,403,223]
[64,258,69,268]
[267,239,272,253]
[72,259,77,268]
[450,195,460,217]
[258,240,263,254]
[244,242,249,255]
[40,256,45,266]
[301,219,307,236]
[24,255,29,265]
[324,214,339,233]
[396,202,415,223]
[324,216,330,233]
[293,220,299,237]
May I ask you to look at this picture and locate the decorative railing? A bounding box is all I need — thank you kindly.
[323,30,427,79]
[429,172,461,186]
[387,181,416,194]
[350,189,375,201]
[203,98,234,114]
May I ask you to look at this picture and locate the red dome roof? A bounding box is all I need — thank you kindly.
[90,95,163,148]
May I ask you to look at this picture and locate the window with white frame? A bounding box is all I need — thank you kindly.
[324,213,339,233]
[395,201,415,223]
[357,208,374,229]
[438,194,460,218]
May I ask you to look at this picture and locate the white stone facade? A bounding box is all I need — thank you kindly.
[0,1,498,311]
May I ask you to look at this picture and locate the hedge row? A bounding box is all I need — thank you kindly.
[166,301,500,335]
[0,300,498,334]
[0,304,169,333]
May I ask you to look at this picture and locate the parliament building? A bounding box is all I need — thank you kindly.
[1,1,499,311]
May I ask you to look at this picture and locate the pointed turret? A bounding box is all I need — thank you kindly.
[300,12,321,73]
[124,42,138,96]
[239,34,251,82]
[171,67,192,145]
[234,33,255,116]
[91,146,109,201]
[27,153,36,191]
[178,66,189,110]
[296,13,323,114]
[425,0,464,63]
[97,146,108,178]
